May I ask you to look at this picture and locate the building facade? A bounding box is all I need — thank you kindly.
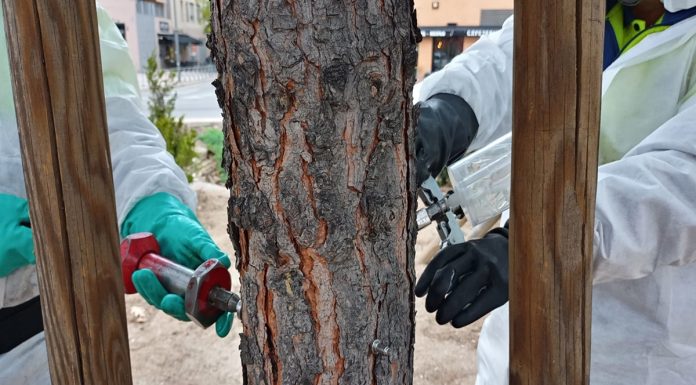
[99,0,208,70]
[414,0,513,80]
[101,0,512,74]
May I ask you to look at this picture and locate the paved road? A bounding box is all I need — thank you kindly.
[141,80,223,125]
[141,78,422,126]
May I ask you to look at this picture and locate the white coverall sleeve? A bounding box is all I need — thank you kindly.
[96,5,196,225]
[592,97,696,284]
[417,17,515,153]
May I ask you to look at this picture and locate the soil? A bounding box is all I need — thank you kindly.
[126,182,482,385]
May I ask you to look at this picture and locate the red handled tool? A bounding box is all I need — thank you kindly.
[120,232,241,328]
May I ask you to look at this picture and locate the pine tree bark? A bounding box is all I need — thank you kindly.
[209,1,420,384]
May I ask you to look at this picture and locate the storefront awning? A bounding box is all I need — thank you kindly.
[158,33,203,45]
[420,26,500,38]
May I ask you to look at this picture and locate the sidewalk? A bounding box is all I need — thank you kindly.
[137,65,217,90]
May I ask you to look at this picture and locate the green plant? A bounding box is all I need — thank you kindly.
[198,127,227,181]
[199,0,211,35]
[437,167,450,187]
[145,55,197,181]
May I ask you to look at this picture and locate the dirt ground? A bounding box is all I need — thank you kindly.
[126,182,483,385]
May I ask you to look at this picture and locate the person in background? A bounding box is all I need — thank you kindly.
[414,0,696,384]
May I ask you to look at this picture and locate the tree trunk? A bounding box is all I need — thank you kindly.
[209,1,420,384]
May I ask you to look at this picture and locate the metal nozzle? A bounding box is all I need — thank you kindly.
[208,286,242,313]
[416,198,451,230]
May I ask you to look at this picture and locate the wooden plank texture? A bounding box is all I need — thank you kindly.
[509,1,605,384]
[2,1,133,384]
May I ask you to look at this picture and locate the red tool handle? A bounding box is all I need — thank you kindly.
[120,232,198,296]
[120,232,237,327]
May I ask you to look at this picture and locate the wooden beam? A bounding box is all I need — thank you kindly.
[509,1,604,384]
[2,1,133,384]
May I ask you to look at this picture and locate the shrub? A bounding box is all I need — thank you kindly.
[145,55,196,181]
[198,127,227,181]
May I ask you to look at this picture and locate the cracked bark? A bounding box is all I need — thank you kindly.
[209,1,420,384]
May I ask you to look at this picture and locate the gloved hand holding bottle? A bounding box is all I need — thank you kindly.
[415,93,479,185]
[415,224,509,328]
[120,192,233,337]
[0,194,34,278]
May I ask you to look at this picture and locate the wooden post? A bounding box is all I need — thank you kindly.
[509,1,604,384]
[2,1,133,384]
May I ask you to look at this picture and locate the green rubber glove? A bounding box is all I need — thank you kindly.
[0,194,35,277]
[121,192,233,337]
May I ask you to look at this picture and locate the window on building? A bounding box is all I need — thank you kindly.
[115,23,126,40]
[431,37,464,73]
[196,4,201,23]
[166,0,172,18]
[155,3,165,17]
[480,9,514,27]
[180,0,184,21]
[189,2,195,22]
[136,0,156,15]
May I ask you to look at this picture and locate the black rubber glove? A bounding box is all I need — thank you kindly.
[415,93,479,186]
[415,225,509,328]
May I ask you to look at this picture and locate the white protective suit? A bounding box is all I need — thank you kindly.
[0,5,195,384]
[417,2,696,385]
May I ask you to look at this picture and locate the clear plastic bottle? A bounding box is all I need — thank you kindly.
[446,133,512,226]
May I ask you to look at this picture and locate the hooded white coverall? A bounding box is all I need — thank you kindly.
[417,1,696,384]
[0,5,195,384]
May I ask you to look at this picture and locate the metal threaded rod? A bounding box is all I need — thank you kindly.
[372,339,391,357]
[208,286,242,313]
